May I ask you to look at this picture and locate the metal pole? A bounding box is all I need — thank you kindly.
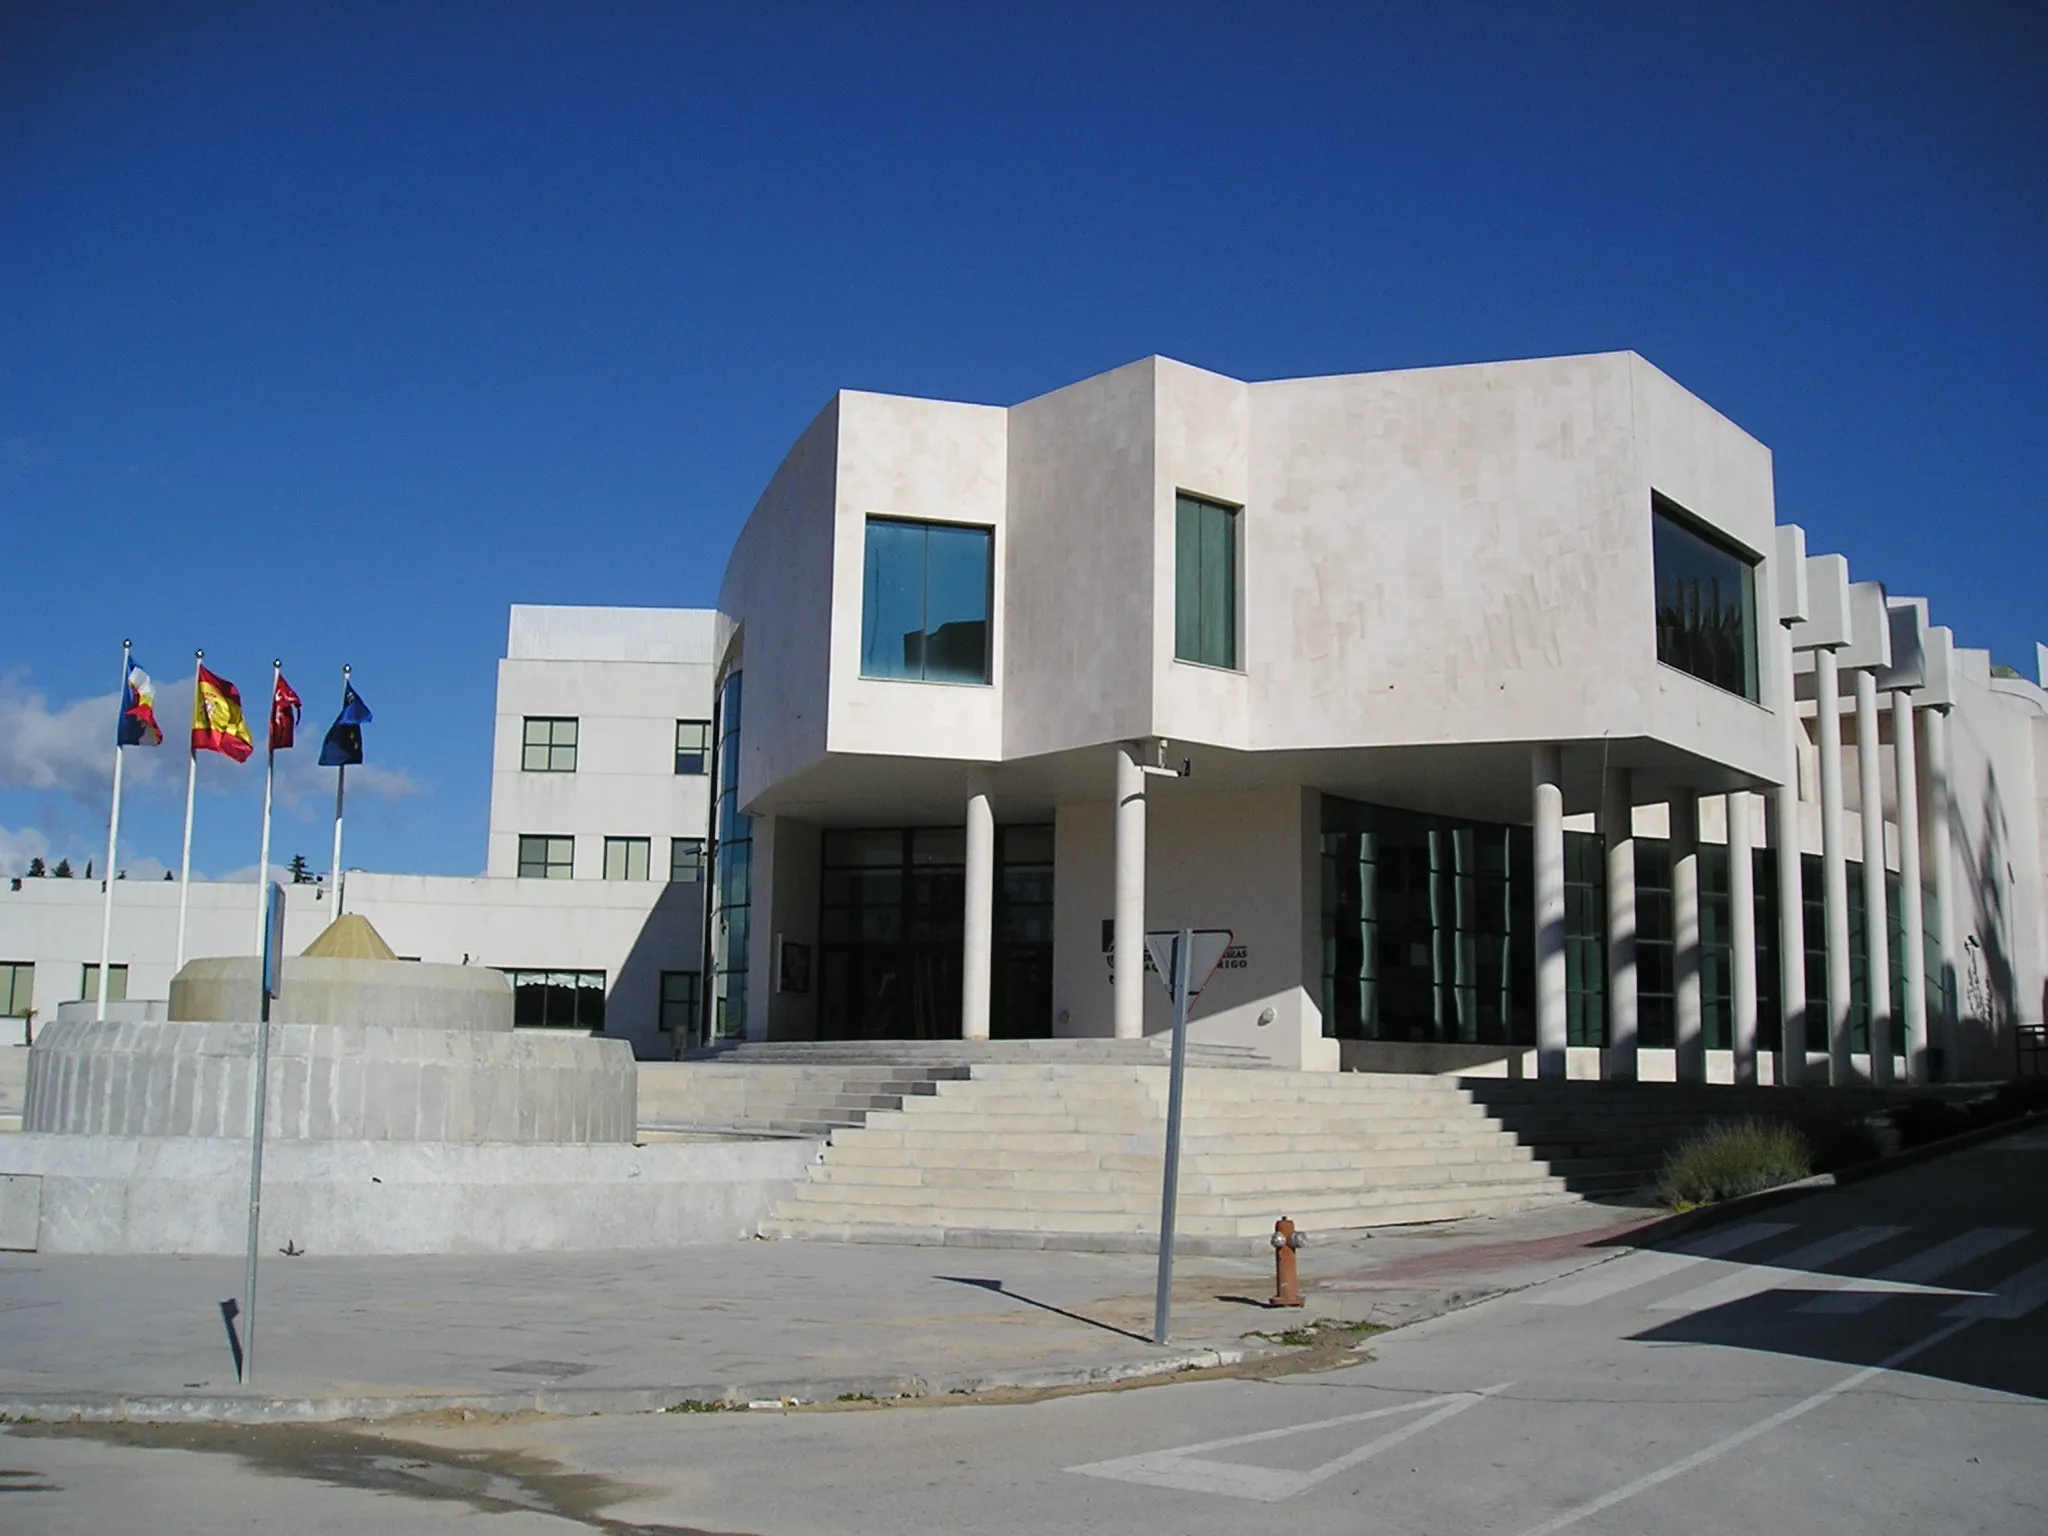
[328,664,349,919]
[241,884,280,1383]
[175,650,202,969]
[95,641,131,1021]
[255,662,279,951]
[1153,928,1192,1345]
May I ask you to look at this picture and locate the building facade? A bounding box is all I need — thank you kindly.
[705,352,2048,1083]
[1,605,715,1060]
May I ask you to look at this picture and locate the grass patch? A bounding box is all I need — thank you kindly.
[665,1399,730,1414]
[1655,1118,1812,1209]
[1244,1319,1384,1349]
[834,1392,877,1403]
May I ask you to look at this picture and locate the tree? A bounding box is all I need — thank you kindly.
[163,870,174,881]
[51,858,73,878]
[287,853,312,884]
[25,857,45,877]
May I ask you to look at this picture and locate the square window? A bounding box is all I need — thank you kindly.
[502,969,606,1029]
[669,837,705,883]
[79,962,127,1003]
[521,716,578,773]
[859,517,993,683]
[659,970,700,1033]
[603,836,651,881]
[1652,495,1758,701]
[1175,493,1239,669]
[0,962,32,1016]
[675,719,712,775]
[518,834,574,879]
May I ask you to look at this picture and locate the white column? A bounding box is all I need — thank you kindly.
[1893,692,1928,1083]
[1671,789,1704,1083]
[1113,743,1146,1041]
[1729,791,1758,1086]
[1532,745,1567,1081]
[1602,767,1637,1083]
[1815,646,1854,1085]
[1855,669,1893,1086]
[961,785,994,1041]
[1923,704,1958,1077]
[1772,644,1809,1086]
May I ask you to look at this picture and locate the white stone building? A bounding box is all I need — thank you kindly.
[1,605,716,1061]
[704,352,2048,1084]
[5,351,2045,1086]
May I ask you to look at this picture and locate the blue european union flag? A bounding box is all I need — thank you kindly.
[318,683,373,766]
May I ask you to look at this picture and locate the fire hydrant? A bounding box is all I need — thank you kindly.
[1269,1217,1305,1308]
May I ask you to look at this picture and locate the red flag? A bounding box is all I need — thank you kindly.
[270,672,303,752]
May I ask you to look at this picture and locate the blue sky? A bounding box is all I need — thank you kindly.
[2,2,2042,881]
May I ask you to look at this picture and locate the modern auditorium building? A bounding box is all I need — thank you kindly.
[701,351,2047,1085]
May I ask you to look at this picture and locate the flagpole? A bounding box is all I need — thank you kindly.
[95,640,131,1022]
[328,664,349,920]
[175,649,202,970]
[255,661,280,952]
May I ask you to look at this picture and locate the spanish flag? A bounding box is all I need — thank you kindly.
[193,665,255,762]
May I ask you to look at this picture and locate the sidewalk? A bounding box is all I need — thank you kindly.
[0,1198,1664,1424]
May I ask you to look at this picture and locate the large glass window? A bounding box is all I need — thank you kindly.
[603,836,651,881]
[1652,495,1758,700]
[1175,493,1239,669]
[521,716,578,772]
[517,834,574,879]
[1320,796,1531,1044]
[708,672,752,1041]
[1564,832,1605,1047]
[859,518,993,684]
[502,969,605,1029]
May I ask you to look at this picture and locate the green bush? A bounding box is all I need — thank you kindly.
[1655,1119,1813,1210]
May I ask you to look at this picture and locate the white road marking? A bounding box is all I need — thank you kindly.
[1524,1222,1796,1307]
[1795,1227,2029,1315]
[1945,1255,2048,1320]
[1648,1225,1907,1314]
[1067,1383,1511,1502]
[1509,1314,1979,1536]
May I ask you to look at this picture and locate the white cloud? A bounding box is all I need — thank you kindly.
[0,824,52,876]
[0,673,117,803]
[270,749,424,811]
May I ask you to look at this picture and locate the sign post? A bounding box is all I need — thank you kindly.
[1145,927,1232,1345]
[241,881,286,1383]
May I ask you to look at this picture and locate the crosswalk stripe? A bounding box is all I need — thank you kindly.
[1945,1255,2048,1321]
[1794,1227,2031,1315]
[1649,1225,1908,1314]
[1526,1222,1796,1307]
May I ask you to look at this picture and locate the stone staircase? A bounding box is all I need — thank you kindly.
[760,1063,1574,1249]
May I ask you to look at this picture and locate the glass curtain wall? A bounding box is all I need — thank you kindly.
[1320,796,1532,1044]
[707,672,751,1043]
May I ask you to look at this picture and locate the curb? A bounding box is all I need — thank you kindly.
[0,1344,1260,1427]
[1613,1105,2048,1248]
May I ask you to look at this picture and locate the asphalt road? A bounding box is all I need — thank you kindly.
[7,1129,2045,1534]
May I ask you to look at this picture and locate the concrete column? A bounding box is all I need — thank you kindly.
[1855,669,1893,1086]
[1601,767,1638,1083]
[961,786,995,1041]
[1728,791,1759,1086]
[1532,745,1567,1081]
[1815,646,1854,1085]
[1893,692,1928,1083]
[1923,704,1959,1078]
[1671,789,1705,1083]
[1768,781,1807,1086]
[1113,743,1146,1041]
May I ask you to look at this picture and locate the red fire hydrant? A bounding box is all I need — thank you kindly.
[1269,1217,1305,1308]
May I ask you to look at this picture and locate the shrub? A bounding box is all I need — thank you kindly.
[1655,1119,1813,1210]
